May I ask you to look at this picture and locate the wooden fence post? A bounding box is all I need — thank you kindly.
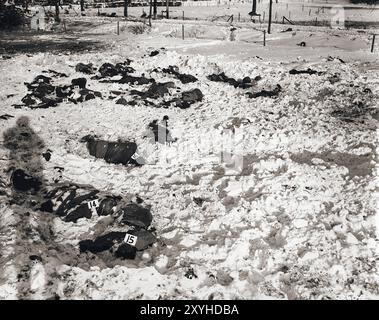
[149,0,152,27]
[182,24,184,40]
[371,34,376,53]
[263,30,266,46]
[117,20,119,35]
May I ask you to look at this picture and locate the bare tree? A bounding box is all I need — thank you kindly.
[149,0,152,26]
[249,0,260,20]
[153,0,157,19]
[268,0,272,34]
[252,0,257,15]
[55,0,60,22]
[124,0,129,17]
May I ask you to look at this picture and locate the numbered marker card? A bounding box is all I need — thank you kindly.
[124,233,138,247]
[87,199,100,214]
[131,152,140,160]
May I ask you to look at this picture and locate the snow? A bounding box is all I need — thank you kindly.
[0,1,378,300]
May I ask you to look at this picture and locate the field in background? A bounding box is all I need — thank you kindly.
[82,0,379,27]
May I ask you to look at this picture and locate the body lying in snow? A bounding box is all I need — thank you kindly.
[38,183,156,260]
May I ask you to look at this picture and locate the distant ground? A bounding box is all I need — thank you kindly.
[100,0,379,26]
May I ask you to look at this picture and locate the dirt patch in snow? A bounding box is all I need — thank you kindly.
[290,149,376,178]
[0,37,103,55]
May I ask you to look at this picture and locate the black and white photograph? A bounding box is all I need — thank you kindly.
[0,0,378,302]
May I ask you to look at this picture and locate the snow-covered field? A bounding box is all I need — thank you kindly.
[0,1,378,300]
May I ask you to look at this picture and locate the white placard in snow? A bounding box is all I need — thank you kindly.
[124,233,138,246]
[131,152,139,160]
[87,199,99,210]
